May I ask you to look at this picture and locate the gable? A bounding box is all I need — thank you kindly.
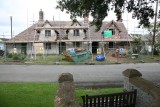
[42,20,52,28]
[71,19,81,26]
[72,22,81,26]
[104,20,122,32]
[43,23,52,28]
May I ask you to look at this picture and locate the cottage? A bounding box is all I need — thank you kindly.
[6,9,132,55]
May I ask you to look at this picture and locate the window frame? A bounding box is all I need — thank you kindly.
[73,29,80,36]
[73,42,80,48]
[45,30,51,37]
[45,43,51,50]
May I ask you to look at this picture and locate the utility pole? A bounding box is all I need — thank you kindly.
[152,0,159,56]
[10,16,12,39]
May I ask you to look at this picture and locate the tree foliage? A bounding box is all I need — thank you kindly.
[145,21,160,43]
[56,0,156,31]
[144,21,160,55]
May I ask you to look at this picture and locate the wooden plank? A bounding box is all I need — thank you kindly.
[98,96,100,107]
[101,96,104,107]
[122,93,125,106]
[119,94,122,106]
[89,98,92,107]
[86,95,88,107]
[126,92,130,106]
[114,95,118,106]
[105,96,109,107]
[133,90,137,107]
[94,97,96,107]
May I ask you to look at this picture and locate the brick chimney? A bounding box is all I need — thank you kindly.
[39,9,44,22]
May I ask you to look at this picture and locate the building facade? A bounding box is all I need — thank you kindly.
[6,9,132,55]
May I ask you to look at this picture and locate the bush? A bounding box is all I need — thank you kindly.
[12,54,19,60]
[154,49,159,56]
[8,53,26,61]
[7,53,13,58]
[19,54,26,60]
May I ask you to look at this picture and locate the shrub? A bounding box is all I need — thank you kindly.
[7,53,13,58]
[11,54,26,61]
[154,49,159,56]
[12,54,19,60]
[19,54,26,60]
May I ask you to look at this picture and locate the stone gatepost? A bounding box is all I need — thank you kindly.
[54,73,81,107]
[123,69,160,107]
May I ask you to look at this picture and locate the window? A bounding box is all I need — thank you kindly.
[74,29,79,36]
[45,30,51,37]
[45,43,51,49]
[84,29,87,38]
[109,29,115,35]
[73,42,80,48]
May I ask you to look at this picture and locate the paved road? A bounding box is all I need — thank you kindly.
[0,63,160,86]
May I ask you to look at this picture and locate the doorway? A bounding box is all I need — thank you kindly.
[92,42,99,54]
[59,42,66,54]
[21,43,27,54]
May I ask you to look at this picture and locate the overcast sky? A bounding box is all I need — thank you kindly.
[0,0,151,38]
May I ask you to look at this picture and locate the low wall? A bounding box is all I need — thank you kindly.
[123,69,160,107]
[54,69,160,107]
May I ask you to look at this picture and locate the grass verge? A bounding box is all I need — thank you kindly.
[0,82,122,107]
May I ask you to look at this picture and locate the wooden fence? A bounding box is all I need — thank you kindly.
[81,89,137,107]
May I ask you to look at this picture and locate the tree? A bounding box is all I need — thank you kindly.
[145,21,160,55]
[56,0,156,31]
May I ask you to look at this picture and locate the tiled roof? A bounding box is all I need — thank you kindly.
[7,20,132,43]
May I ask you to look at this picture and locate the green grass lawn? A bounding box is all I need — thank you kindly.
[0,82,122,107]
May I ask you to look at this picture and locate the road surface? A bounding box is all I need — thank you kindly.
[0,63,160,86]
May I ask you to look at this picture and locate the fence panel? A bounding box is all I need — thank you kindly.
[81,89,137,107]
[1,43,157,64]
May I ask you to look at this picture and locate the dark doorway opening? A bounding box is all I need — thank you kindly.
[21,43,27,54]
[92,42,99,54]
[109,42,114,48]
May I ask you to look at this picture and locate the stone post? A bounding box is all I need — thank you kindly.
[54,73,81,107]
[123,69,160,107]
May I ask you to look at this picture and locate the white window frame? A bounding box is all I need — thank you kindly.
[45,30,51,37]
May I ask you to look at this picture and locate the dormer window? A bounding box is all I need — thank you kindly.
[109,29,115,35]
[74,29,79,36]
[45,30,51,37]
